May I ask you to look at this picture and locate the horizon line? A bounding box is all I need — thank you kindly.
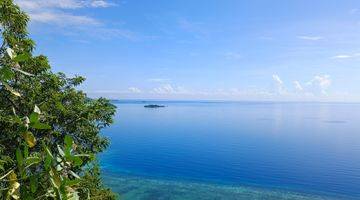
[107,98,360,104]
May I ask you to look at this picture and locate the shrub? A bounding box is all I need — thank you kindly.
[0,0,116,199]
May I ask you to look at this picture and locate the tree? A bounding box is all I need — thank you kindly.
[0,0,116,199]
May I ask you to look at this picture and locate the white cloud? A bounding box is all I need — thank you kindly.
[297,36,323,41]
[148,78,171,83]
[15,0,115,10]
[306,75,331,95]
[332,53,360,59]
[128,87,142,93]
[15,0,114,26]
[293,81,303,92]
[152,84,175,94]
[151,84,188,94]
[271,75,332,97]
[209,88,272,98]
[90,0,115,8]
[332,55,352,59]
[14,0,134,40]
[88,75,338,101]
[15,0,112,26]
[272,74,286,94]
[29,11,100,26]
[272,74,283,85]
[15,0,81,10]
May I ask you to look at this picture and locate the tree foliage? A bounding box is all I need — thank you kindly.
[0,0,116,199]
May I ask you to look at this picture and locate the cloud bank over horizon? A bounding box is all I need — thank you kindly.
[87,74,355,102]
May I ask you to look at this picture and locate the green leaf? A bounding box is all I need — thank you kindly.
[15,148,23,166]
[31,122,51,130]
[24,145,29,158]
[64,179,81,187]
[44,155,52,170]
[64,135,73,148]
[64,135,73,158]
[7,115,20,123]
[72,156,83,167]
[44,147,54,170]
[22,131,36,148]
[13,53,30,62]
[55,101,65,110]
[0,66,15,81]
[30,176,38,193]
[25,156,41,168]
[29,113,39,124]
[45,146,54,159]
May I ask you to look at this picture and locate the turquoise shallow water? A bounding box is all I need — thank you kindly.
[100,101,360,199]
[102,173,344,200]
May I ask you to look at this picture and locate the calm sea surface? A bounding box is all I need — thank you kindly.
[100,101,360,199]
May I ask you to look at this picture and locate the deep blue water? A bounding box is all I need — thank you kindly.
[100,101,360,199]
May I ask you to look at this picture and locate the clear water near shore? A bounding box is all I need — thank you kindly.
[102,173,347,200]
[100,101,360,199]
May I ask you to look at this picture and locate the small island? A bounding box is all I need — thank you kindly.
[144,104,166,108]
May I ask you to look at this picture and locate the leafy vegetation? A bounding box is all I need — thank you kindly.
[0,0,116,199]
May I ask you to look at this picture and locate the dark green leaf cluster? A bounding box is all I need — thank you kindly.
[0,0,117,199]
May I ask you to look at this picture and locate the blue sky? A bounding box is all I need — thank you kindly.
[15,0,360,101]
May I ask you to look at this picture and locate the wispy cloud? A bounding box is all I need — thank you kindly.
[88,74,337,101]
[15,0,115,10]
[272,74,283,85]
[128,87,142,93]
[15,0,114,25]
[90,0,115,8]
[271,75,331,97]
[332,53,360,59]
[14,0,136,40]
[306,75,331,95]
[28,11,100,26]
[148,78,171,83]
[272,74,286,95]
[15,0,102,26]
[297,35,323,41]
[293,81,304,92]
[151,84,188,94]
[224,52,242,60]
[87,86,143,96]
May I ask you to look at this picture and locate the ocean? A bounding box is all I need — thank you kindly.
[100,101,360,199]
